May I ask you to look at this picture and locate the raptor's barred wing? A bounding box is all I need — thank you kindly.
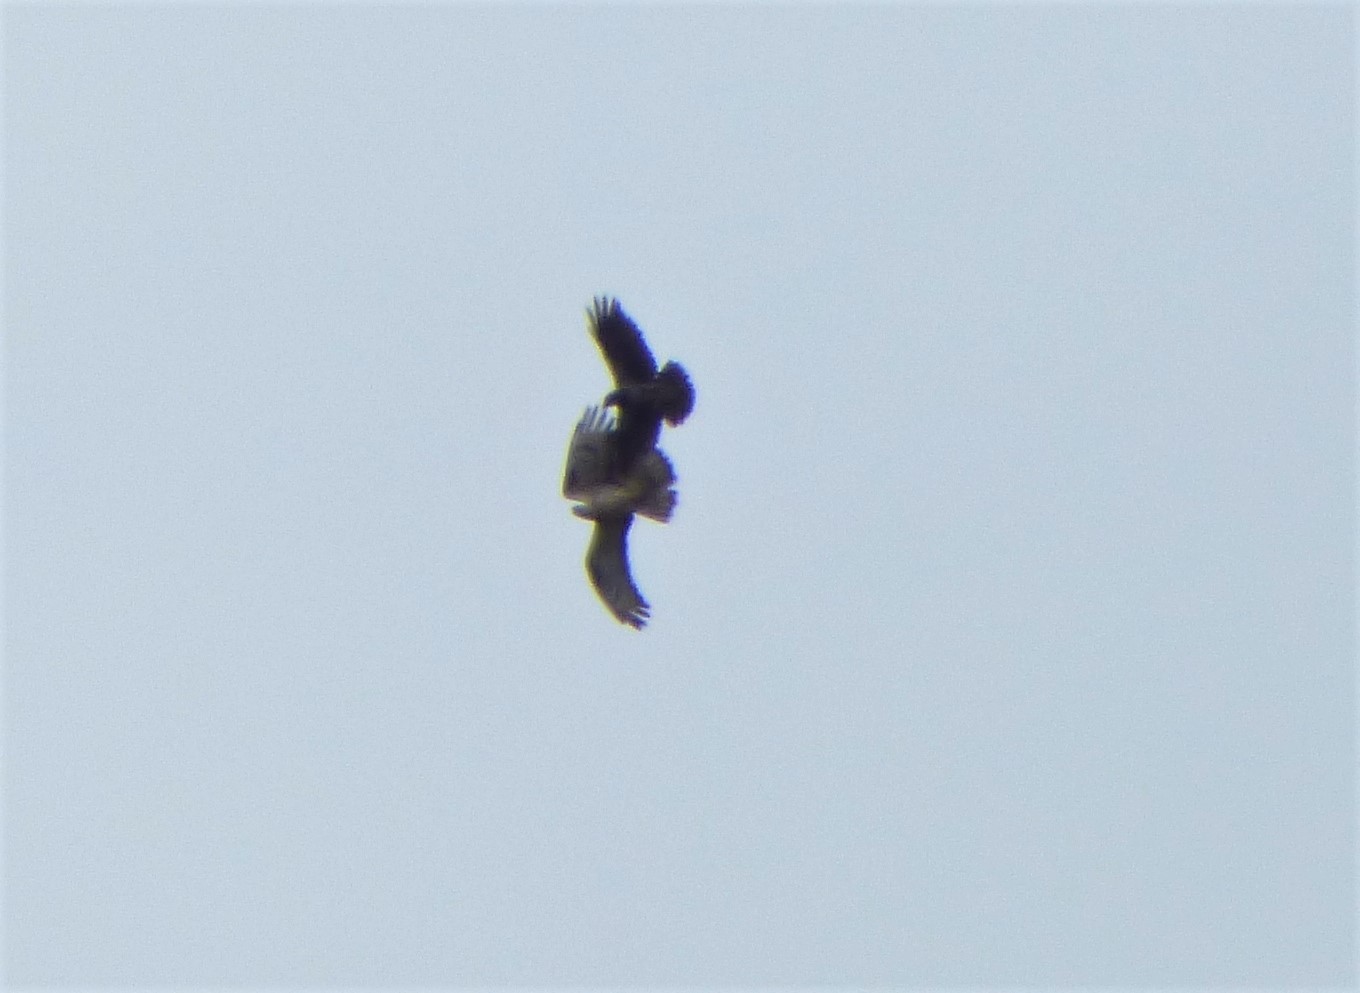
[562,405,616,500]
[588,296,658,386]
[584,517,650,629]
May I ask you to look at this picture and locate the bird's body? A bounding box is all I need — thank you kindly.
[562,405,676,629]
[586,297,695,478]
[570,475,674,523]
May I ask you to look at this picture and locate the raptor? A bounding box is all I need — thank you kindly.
[562,405,676,629]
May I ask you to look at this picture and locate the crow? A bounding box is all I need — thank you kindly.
[586,296,695,478]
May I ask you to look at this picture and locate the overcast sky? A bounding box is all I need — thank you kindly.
[4,3,1354,987]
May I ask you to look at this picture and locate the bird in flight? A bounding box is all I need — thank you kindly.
[562,405,677,629]
[586,296,695,479]
[563,298,695,629]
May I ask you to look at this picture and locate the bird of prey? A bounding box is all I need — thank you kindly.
[586,297,695,478]
[562,405,676,629]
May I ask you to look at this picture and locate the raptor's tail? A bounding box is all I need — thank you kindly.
[636,486,677,524]
[635,449,678,523]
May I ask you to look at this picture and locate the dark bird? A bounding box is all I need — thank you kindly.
[562,405,677,629]
[586,296,695,478]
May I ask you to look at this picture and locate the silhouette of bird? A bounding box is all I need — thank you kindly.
[562,405,676,629]
[586,296,695,478]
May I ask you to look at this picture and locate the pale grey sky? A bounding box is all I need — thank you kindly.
[3,3,1354,986]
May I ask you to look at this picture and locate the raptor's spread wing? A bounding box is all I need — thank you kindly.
[585,516,650,629]
[588,296,657,387]
[562,405,616,500]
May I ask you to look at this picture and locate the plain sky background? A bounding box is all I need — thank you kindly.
[2,2,1354,987]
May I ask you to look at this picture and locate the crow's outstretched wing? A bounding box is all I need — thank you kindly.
[588,296,657,387]
[587,298,662,474]
[584,517,650,629]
